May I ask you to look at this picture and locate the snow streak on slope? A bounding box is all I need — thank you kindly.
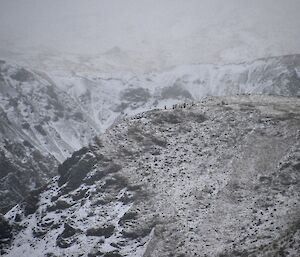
[2,95,300,257]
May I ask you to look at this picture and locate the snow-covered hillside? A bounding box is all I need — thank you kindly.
[0,61,101,162]
[0,60,101,213]
[2,95,299,257]
[0,107,58,213]
[0,54,299,214]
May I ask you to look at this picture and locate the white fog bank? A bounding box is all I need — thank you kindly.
[0,0,299,73]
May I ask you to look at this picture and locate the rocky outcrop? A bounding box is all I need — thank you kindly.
[0,215,12,254]
[0,138,57,213]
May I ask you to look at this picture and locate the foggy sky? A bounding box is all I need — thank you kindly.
[0,0,300,72]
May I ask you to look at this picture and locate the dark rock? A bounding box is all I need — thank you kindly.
[86,224,115,238]
[72,188,88,201]
[47,200,72,212]
[292,162,300,171]
[103,251,122,257]
[56,223,78,248]
[45,253,59,257]
[14,213,22,222]
[121,225,153,239]
[40,219,54,228]
[34,124,47,136]
[0,214,12,244]
[10,68,34,82]
[0,152,18,180]
[23,186,45,216]
[188,112,206,123]
[114,102,129,112]
[119,211,138,225]
[102,175,128,190]
[120,87,150,103]
[88,251,104,257]
[23,140,33,148]
[154,112,183,124]
[149,136,167,147]
[73,112,84,121]
[278,173,298,186]
[161,81,192,100]
[259,176,272,186]
[60,223,77,238]
[58,148,98,192]
[32,227,48,238]
[58,147,89,182]
[85,163,122,185]
[56,237,74,249]
[21,122,30,130]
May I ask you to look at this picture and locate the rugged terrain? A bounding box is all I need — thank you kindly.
[2,95,300,257]
[0,60,99,213]
[2,54,300,161]
[1,54,300,213]
[0,112,58,213]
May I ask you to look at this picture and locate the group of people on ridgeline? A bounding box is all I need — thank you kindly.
[164,102,196,110]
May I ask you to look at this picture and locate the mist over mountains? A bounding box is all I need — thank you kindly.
[1,0,300,73]
[0,1,300,256]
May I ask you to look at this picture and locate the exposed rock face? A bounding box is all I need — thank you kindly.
[0,214,12,254]
[2,95,300,257]
[0,59,98,213]
[0,116,57,213]
[0,61,101,163]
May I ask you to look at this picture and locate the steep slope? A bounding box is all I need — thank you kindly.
[0,60,100,213]
[0,61,100,162]
[2,95,300,257]
[0,54,299,213]
[0,105,58,213]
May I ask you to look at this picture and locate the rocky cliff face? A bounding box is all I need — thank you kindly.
[0,105,58,213]
[0,60,101,213]
[0,61,101,162]
[2,95,299,257]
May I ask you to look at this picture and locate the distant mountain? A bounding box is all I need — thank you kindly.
[0,54,299,214]
[2,95,299,257]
